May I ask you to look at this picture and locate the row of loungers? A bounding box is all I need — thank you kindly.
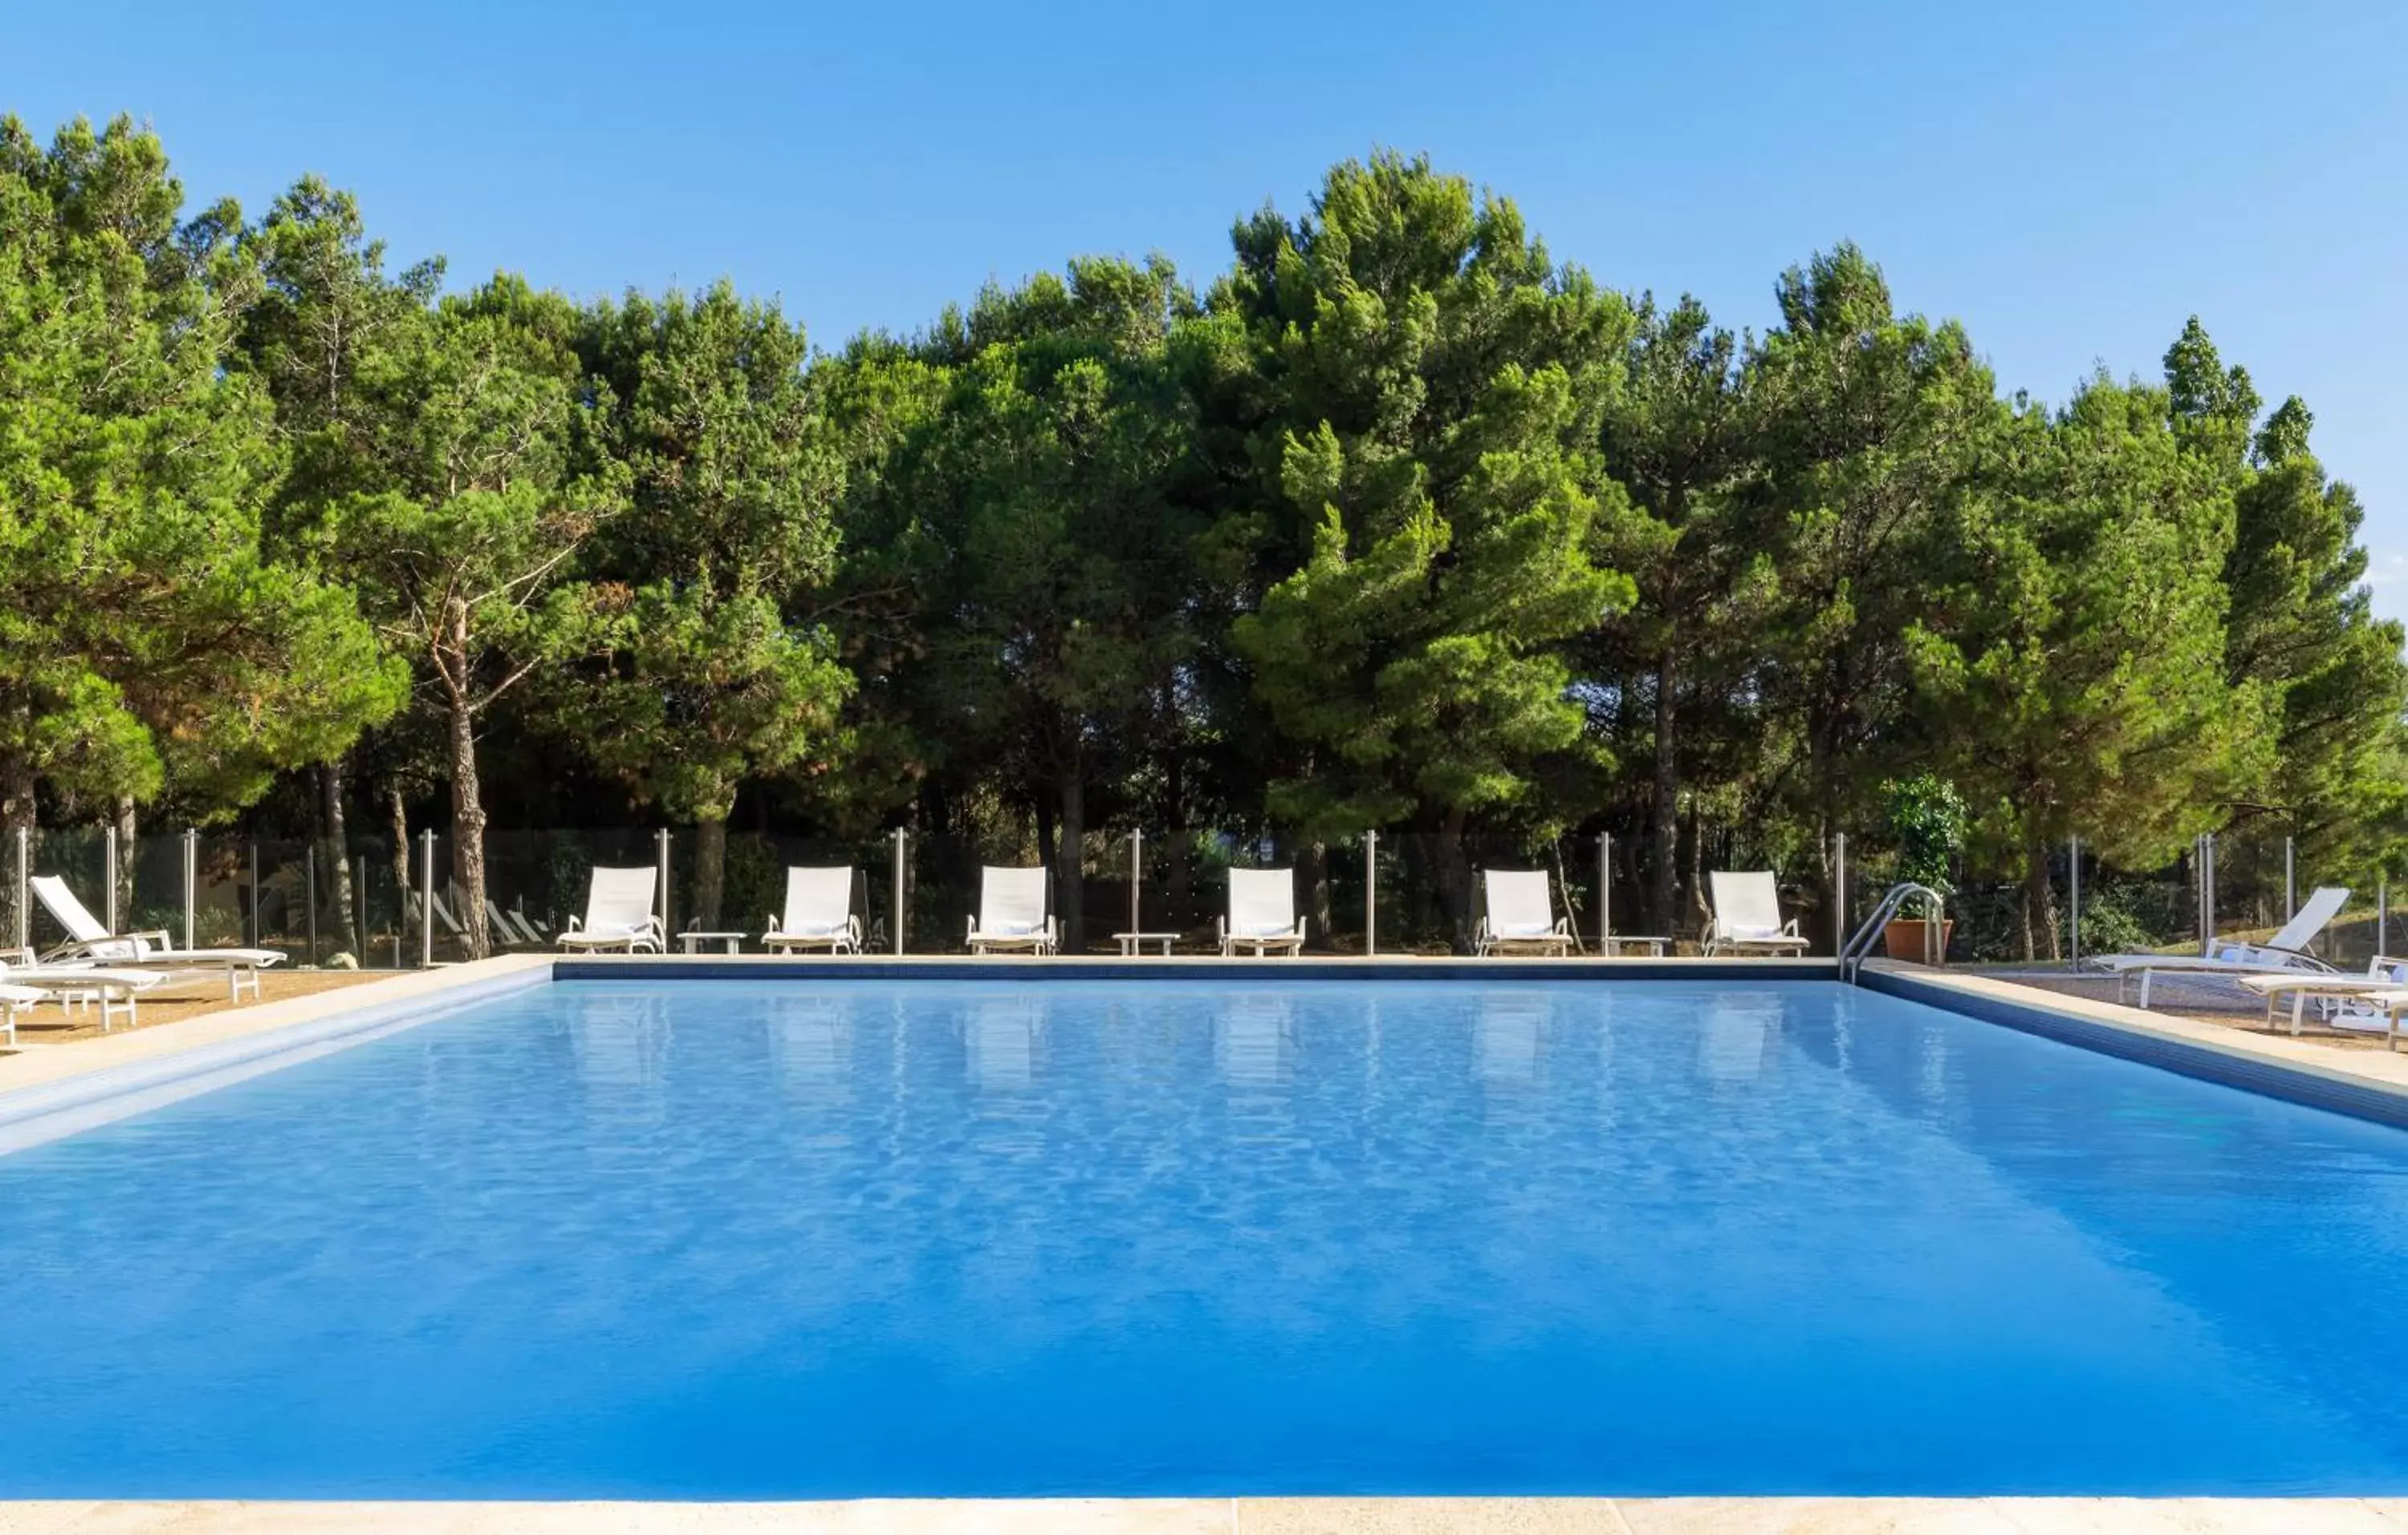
[2085,885,2408,1048]
[0,875,290,1040]
[547,865,1817,960]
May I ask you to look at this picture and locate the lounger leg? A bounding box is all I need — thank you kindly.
[2138,971,2153,1010]
[2292,994,2306,1037]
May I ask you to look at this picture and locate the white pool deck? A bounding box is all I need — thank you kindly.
[7,955,2408,1532]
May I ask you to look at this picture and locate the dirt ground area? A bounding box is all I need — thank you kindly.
[2,968,392,1051]
[1987,967,2402,1052]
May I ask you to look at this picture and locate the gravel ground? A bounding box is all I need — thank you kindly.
[1,968,389,1051]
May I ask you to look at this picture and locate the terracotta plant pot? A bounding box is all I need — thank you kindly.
[1882,918,1954,963]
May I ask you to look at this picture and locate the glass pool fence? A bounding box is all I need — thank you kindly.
[2,821,2398,971]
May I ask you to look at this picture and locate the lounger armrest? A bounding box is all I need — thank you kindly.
[2252,943,2322,963]
[565,915,584,933]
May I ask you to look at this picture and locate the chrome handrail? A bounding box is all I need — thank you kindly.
[1841,882,1947,983]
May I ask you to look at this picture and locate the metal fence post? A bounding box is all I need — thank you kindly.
[304,843,319,967]
[11,826,25,952]
[1129,829,1143,938]
[655,829,672,937]
[1832,832,1848,955]
[2199,833,2216,956]
[182,828,197,952]
[1597,832,1611,949]
[355,853,369,968]
[2380,873,2390,960]
[2284,835,2296,924]
[247,841,261,949]
[104,824,119,936]
[2068,835,2081,967]
[1364,830,1378,958]
[419,829,435,968]
[891,829,907,956]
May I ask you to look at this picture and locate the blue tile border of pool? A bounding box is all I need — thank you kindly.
[551,957,1838,983]
[1864,968,2408,1131]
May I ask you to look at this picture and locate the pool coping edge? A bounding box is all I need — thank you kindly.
[1862,963,2408,1129]
[0,958,555,1154]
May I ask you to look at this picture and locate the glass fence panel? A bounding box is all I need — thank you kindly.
[667,830,903,954]
[26,816,2404,973]
[22,827,108,956]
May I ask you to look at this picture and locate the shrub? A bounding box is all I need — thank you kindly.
[1882,774,1967,898]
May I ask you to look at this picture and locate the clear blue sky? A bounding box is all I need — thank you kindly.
[11,0,2405,613]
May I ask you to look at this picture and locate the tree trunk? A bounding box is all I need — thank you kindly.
[1301,841,1332,950]
[1681,799,1710,936]
[1810,808,1837,953]
[0,752,30,949]
[1435,804,1474,953]
[319,762,357,958]
[388,785,411,905]
[1650,657,1680,936]
[112,794,137,934]
[1056,776,1084,953]
[692,812,727,930]
[445,700,490,960]
[2023,832,2056,963]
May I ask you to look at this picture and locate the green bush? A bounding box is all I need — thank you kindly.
[2071,889,2154,956]
[1882,774,1967,898]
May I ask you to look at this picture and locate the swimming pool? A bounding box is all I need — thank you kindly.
[2,975,2406,1498]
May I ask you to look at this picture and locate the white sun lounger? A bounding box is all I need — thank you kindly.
[0,955,169,1032]
[30,874,285,1002]
[763,866,861,954]
[1219,868,1305,956]
[1703,872,1808,957]
[2241,957,2408,1046]
[967,866,1056,955]
[2092,886,2349,1008]
[555,866,665,953]
[1476,869,1572,957]
[0,983,45,1047]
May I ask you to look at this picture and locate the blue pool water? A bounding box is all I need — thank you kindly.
[4,977,2408,1497]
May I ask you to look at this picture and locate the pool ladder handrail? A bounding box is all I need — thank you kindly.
[1841,882,1947,983]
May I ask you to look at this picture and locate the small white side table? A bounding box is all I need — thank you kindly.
[678,930,748,955]
[1112,931,1182,956]
[1601,935,1670,957]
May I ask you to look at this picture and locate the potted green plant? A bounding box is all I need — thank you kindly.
[1881,774,1964,963]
